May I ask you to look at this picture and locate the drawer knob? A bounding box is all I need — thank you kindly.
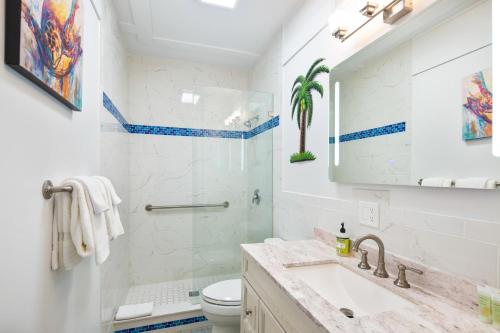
[245,310,253,316]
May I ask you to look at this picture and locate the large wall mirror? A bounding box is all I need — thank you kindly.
[329,0,497,189]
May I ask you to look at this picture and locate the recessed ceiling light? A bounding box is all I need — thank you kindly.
[200,0,238,9]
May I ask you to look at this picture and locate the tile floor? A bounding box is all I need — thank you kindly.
[125,273,240,307]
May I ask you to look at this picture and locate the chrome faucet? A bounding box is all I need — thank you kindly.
[352,234,389,278]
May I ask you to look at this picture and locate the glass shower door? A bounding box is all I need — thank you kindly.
[190,87,274,297]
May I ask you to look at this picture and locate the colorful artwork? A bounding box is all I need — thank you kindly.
[462,69,492,140]
[5,0,83,110]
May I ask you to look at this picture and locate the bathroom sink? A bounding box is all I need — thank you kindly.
[287,263,415,317]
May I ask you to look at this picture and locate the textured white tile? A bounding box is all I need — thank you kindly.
[408,229,497,285]
[465,220,500,246]
[126,57,274,285]
[388,209,465,237]
[127,54,251,129]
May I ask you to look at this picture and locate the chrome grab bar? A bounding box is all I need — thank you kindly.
[145,201,230,211]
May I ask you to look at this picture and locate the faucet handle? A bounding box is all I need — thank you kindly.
[358,249,371,270]
[394,263,423,288]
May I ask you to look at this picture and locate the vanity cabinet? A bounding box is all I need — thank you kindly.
[241,254,326,333]
[258,301,285,333]
[242,280,285,333]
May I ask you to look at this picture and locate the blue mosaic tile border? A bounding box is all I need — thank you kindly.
[329,122,406,144]
[245,116,280,139]
[103,93,128,127]
[103,92,279,140]
[124,124,246,139]
[114,316,208,333]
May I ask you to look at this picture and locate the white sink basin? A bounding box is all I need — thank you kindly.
[287,263,415,317]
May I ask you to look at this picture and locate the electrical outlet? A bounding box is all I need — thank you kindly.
[359,201,379,229]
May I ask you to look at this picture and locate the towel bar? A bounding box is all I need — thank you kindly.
[145,202,230,211]
[42,180,73,199]
[417,178,500,188]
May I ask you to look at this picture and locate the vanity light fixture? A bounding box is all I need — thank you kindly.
[360,2,379,17]
[200,0,238,9]
[332,0,413,42]
[333,27,348,40]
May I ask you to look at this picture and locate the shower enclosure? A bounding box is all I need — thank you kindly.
[191,87,274,292]
[124,86,274,312]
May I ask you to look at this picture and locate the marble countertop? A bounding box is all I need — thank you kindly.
[241,239,497,333]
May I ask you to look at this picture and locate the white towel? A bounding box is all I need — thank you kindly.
[95,176,124,240]
[74,178,110,265]
[95,176,122,206]
[455,178,496,189]
[115,303,154,321]
[74,176,109,214]
[51,187,81,270]
[421,178,453,187]
[65,180,95,258]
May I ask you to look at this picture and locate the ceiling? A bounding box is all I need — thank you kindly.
[112,0,304,68]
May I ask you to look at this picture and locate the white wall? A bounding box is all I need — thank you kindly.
[274,0,500,287]
[493,0,500,157]
[0,0,102,332]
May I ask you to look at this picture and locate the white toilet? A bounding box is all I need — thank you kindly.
[201,279,241,333]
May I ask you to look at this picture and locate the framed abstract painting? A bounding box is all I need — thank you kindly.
[462,69,493,141]
[5,0,84,111]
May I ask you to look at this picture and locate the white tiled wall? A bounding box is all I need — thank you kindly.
[128,134,249,285]
[126,55,274,286]
[127,55,250,129]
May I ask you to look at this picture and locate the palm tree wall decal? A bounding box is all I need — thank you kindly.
[290,58,330,163]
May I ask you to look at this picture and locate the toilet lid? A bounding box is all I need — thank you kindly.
[202,279,241,306]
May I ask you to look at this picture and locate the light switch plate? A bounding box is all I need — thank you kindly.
[359,201,379,229]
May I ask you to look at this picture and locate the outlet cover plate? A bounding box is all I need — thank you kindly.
[359,201,380,229]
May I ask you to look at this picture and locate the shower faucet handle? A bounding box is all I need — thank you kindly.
[252,189,261,205]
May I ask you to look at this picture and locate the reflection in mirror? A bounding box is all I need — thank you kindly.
[329,0,497,189]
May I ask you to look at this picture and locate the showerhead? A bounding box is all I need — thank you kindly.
[244,115,260,128]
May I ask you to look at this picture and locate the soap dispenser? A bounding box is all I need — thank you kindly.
[336,222,351,257]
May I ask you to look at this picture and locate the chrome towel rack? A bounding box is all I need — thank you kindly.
[145,202,230,211]
[417,179,500,187]
[42,180,73,199]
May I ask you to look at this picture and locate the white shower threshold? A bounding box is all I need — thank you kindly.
[113,273,239,333]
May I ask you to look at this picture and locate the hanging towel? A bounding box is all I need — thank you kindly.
[454,178,497,189]
[95,176,125,240]
[74,176,109,214]
[51,186,81,270]
[74,178,110,265]
[420,178,453,187]
[115,303,154,321]
[65,180,95,258]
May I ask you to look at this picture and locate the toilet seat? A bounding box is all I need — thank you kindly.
[202,279,241,306]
